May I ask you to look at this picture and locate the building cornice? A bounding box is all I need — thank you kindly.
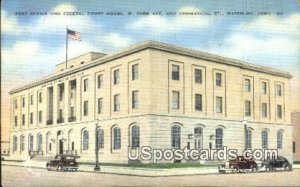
[9,40,292,94]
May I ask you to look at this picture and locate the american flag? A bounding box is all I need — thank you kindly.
[67,29,81,41]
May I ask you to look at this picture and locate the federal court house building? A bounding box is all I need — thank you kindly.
[9,40,293,163]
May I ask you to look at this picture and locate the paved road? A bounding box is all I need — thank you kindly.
[2,165,300,186]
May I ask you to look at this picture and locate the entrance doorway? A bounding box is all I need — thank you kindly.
[59,139,64,154]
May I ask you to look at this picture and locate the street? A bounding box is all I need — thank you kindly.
[2,165,300,186]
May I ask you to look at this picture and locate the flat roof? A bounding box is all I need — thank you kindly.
[9,40,292,94]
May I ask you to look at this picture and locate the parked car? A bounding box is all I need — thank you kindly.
[218,156,258,173]
[46,154,78,171]
[261,156,292,172]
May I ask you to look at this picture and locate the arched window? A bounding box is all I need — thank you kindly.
[29,135,34,151]
[262,130,268,149]
[13,136,18,152]
[215,128,223,149]
[171,125,181,149]
[277,131,283,149]
[37,134,43,151]
[97,129,104,149]
[131,125,140,148]
[113,127,121,150]
[194,127,203,149]
[83,130,89,150]
[20,135,25,152]
[246,128,252,149]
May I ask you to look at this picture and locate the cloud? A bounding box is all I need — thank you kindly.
[128,6,213,34]
[1,11,20,35]
[102,33,132,49]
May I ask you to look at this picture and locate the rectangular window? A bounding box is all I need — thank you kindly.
[261,82,267,94]
[14,99,18,109]
[132,64,139,80]
[22,114,25,126]
[59,85,64,101]
[132,91,139,109]
[195,94,202,111]
[262,103,268,118]
[245,101,251,116]
[14,116,18,127]
[195,69,202,84]
[22,97,25,108]
[59,109,63,119]
[114,94,120,112]
[97,74,103,89]
[83,79,88,92]
[30,95,33,105]
[39,92,42,103]
[244,79,251,92]
[172,91,180,109]
[276,84,282,96]
[70,107,74,117]
[30,112,33,124]
[97,98,103,114]
[216,73,222,86]
[83,101,88,116]
[114,69,120,85]
[38,111,42,123]
[216,97,223,113]
[113,128,121,150]
[172,65,179,80]
[277,105,282,119]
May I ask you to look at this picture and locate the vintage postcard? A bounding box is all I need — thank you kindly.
[1,0,300,186]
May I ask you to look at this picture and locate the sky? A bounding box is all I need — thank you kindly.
[1,0,300,141]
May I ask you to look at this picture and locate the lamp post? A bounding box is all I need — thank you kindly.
[94,121,100,171]
[242,118,248,150]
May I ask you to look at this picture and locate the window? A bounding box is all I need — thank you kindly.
[172,65,179,80]
[262,130,268,149]
[132,91,139,109]
[38,110,42,123]
[261,82,267,94]
[97,129,104,149]
[132,64,139,80]
[113,127,121,150]
[114,94,120,112]
[245,101,251,116]
[172,91,180,109]
[70,107,75,117]
[246,128,252,149]
[277,131,283,149]
[14,116,18,127]
[244,79,251,92]
[276,84,282,96]
[37,134,42,151]
[30,113,33,124]
[83,101,88,116]
[216,97,223,113]
[30,95,33,105]
[97,98,103,114]
[22,97,25,108]
[171,125,181,149]
[13,136,17,152]
[49,143,52,151]
[82,130,89,150]
[262,103,268,118]
[215,128,223,149]
[14,99,18,109]
[39,92,42,103]
[83,79,88,92]
[195,94,202,111]
[59,85,64,101]
[277,105,282,119]
[29,135,33,151]
[194,127,203,150]
[20,136,25,152]
[22,114,25,126]
[195,69,202,84]
[114,69,120,85]
[131,125,140,148]
[71,142,74,151]
[97,74,103,88]
[216,73,222,86]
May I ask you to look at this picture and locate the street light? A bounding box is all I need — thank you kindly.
[94,121,100,171]
[242,118,248,150]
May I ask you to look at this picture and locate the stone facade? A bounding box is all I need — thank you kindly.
[9,40,293,163]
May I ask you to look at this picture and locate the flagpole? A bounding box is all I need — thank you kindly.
[66,26,68,69]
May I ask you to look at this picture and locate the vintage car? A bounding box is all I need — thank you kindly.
[46,154,78,171]
[261,156,292,172]
[218,156,258,173]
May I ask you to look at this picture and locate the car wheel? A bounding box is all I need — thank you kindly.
[233,166,239,173]
[283,163,291,171]
[251,165,257,172]
[47,164,51,171]
[57,165,62,172]
[266,166,272,172]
